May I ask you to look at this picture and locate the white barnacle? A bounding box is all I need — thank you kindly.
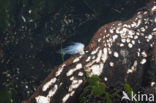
[141,51,147,57]
[151,6,156,13]
[90,63,104,76]
[92,56,96,59]
[136,19,142,27]
[70,76,74,81]
[109,62,114,67]
[91,47,100,55]
[109,29,114,33]
[35,96,50,103]
[113,35,118,41]
[120,43,124,47]
[95,50,102,63]
[69,79,83,92]
[140,58,146,64]
[151,82,155,87]
[56,64,66,76]
[121,39,126,43]
[120,28,128,38]
[76,63,82,69]
[131,40,135,45]
[86,56,91,62]
[104,77,108,81]
[146,35,153,42]
[131,22,137,28]
[134,35,138,39]
[113,52,119,58]
[73,57,80,63]
[127,60,137,74]
[126,38,130,43]
[60,42,85,55]
[62,94,70,103]
[98,38,101,42]
[21,16,26,22]
[128,43,133,48]
[101,48,108,63]
[140,27,145,32]
[78,72,84,76]
[42,78,57,91]
[48,85,58,97]
[153,28,156,31]
[66,63,82,76]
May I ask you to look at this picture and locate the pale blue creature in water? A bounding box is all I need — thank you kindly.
[60,42,85,55]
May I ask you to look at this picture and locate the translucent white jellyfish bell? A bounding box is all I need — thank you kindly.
[60,42,85,55]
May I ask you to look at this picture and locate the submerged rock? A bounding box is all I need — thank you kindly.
[23,1,156,103]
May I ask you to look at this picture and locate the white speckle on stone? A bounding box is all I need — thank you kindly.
[102,48,108,63]
[76,63,82,69]
[90,63,104,76]
[114,52,119,58]
[131,22,137,28]
[144,11,148,15]
[104,77,108,81]
[126,38,130,43]
[69,79,83,92]
[108,48,112,54]
[96,50,102,63]
[56,64,66,76]
[98,38,101,42]
[153,28,156,31]
[136,19,142,27]
[70,76,74,81]
[128,43,133,48]
[91,47,99,55]
[151,6,156,13]
[109,62,114,67]
[92,56,95,59]
[127,60,137,74]
[140,58,146,64]
[140,27,145,32]
[86,56,91,62]
[36,96,50,103]
[146,35,153,42]
[73,58,80,63]
[48,85,58,97]
[62,94,70,103]
[120,43,124,47]
[121,39,126,43]
[78,72,84,76]
[22,16,26,22]
[137,52,140,57]
[66,63,82,76]
[141,51,147,57]
[110,29,114,33]
[151,82,155,87]
[28,10,32,14]
[25,85,28,89]
[113,35,118,41]
[138,40,141,44]
[42,78,57,91]
[70,91,75,96]
[134,35,138,39]
[131,40,135,45]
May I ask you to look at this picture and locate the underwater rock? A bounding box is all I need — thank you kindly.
[23,1,156,103]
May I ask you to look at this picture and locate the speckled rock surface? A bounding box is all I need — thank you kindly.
[23,1,156,103]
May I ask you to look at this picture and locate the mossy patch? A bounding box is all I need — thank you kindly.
[0,87,13,103]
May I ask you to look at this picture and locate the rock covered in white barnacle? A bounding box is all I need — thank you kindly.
[24,1,156,103]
